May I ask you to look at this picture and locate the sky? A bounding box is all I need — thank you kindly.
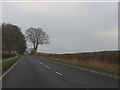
[0,0,119,1]
[1,1,118,53]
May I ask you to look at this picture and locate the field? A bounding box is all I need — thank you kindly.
[35,50,119,75]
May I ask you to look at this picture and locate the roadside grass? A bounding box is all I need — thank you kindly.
[34,52,119,76]
[52,58,119,75]
[2,56,21,74]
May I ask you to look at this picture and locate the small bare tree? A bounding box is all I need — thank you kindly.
[26,27,49,52]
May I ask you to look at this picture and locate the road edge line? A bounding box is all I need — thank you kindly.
[0,56,22,80]
[45,58,119,79]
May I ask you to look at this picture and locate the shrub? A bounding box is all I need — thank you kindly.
[1,51,16,59]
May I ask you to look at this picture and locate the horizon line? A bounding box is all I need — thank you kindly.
[37,49,119,54]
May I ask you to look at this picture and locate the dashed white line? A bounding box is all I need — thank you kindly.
[55,72,63,76]
[47,59,119,79]
[34,60,43,65]
[33,60,39,63]
[39,62,43,65]
[43,65,50,69]
[35,61,63,76]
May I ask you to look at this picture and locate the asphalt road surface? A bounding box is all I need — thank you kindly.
[2,55,118,88]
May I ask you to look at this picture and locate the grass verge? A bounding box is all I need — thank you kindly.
[34,54,119,76]
[2,56,21,74]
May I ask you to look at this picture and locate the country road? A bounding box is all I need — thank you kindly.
[2,55,118,88]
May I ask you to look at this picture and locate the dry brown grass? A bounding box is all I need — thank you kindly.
[35,50,119,75]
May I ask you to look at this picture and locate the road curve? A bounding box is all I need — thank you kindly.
[2,55,118,88]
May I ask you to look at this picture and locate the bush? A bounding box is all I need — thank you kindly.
[1,51,16,59]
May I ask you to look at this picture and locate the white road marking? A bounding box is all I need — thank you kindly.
[35,61,40,63]
[33,60,43,65]
[43,65,50,69]
[55,72,63,76]
[39,63,43,65]
[0,56,22,80]
[47,59,119,79]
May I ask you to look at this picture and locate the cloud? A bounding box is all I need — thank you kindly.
[14,3,75,15]
[2,2,118,53]
[97,27,118,41]
[1,0,119,1]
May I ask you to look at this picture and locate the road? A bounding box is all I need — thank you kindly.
[2,55,118,88]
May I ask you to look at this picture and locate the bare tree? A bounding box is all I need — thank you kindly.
[26,27,49,52]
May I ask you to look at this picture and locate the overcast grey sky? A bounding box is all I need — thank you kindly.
[1,1,118,53]
[0,0,119,1]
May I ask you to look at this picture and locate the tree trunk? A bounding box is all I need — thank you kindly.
[34,48,37,53]
[33,43,35,49]
[35,43,38,51]
[33,42,38,54]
